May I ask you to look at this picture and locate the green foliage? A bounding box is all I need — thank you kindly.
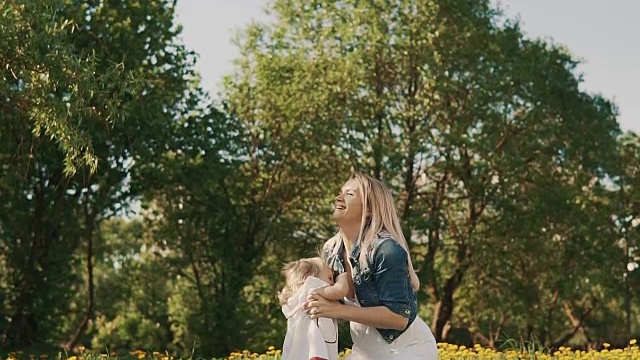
[0,0,203,350]
[0,0,142,176]
[1,0,639,356]
[220,0,628,348]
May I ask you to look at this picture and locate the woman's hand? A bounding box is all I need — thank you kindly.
[305,292,343,320]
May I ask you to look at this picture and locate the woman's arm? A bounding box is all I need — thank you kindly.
[371,238,414,320]
[308,238,414,331]
[337,303,408,330]
[305,294,408,330]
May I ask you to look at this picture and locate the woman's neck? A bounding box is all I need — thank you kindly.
[339,221,360,253]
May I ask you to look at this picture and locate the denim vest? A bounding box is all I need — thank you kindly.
[323,233,418,344]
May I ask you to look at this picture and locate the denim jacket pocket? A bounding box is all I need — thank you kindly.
[354,266,379,307]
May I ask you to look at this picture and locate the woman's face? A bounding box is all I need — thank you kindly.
[333,178,364,223]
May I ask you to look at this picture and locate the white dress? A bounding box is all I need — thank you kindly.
[281,276,339,360]
[344,298,438,360]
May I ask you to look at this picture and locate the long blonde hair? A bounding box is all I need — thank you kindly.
[326,173,420,291]
[278,257,325,305]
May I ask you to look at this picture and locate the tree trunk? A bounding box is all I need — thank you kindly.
[550,301,594,349]
[65,210,96,351]
[11,186,45,345]
[432,265,467,341]
[372,56,385,180]
[541,289,559,346]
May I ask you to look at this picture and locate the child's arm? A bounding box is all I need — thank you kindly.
[314,273,350,301]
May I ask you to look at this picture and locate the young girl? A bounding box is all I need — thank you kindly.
[279,257,350,360]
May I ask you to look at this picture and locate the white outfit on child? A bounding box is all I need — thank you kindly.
[281,276,338,360]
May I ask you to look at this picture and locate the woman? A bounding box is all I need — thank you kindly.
[305,172,437,359]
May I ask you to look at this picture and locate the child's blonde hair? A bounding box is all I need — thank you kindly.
[278,257,325,305]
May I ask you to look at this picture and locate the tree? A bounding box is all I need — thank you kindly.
[0,0,138,176]
[224,0,622,343]
[83,218,173,353]
[0,0,202,348]
[607,132,640,344]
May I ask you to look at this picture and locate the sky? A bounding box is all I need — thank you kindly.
[174,0,639,134]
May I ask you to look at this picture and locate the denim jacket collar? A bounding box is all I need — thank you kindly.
[348,237,361,262]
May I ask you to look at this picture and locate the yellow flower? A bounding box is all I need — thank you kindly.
[603,342,611,348]
[267,346,275,351]
[631,339,637,345]
[68,357,77,360]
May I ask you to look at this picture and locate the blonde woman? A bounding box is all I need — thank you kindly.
[305,173,437,359]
